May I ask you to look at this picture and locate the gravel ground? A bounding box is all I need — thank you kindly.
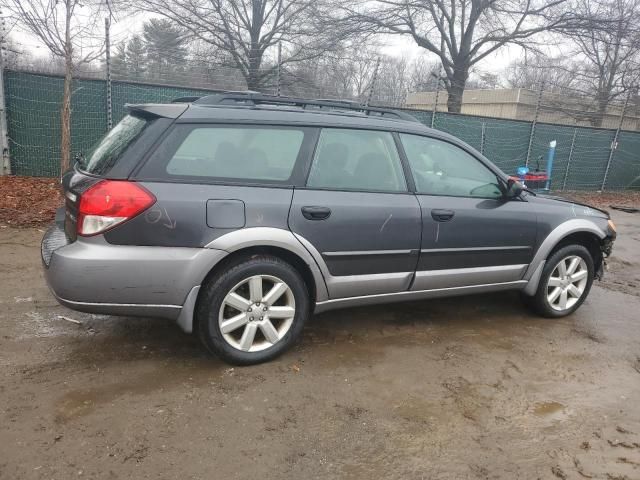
[1,212,639,480]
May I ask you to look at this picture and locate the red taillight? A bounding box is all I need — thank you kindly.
[77,180,156,236]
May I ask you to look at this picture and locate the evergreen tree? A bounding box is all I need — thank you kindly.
[111,42,127,77]
[142,18,187,81]
[126,35,147,80]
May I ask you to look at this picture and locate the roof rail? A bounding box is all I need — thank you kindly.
[189,92,419,122]
[172,96,201,103]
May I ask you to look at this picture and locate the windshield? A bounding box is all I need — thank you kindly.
[80,114,148,175]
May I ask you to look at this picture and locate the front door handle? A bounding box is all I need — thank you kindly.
[301,206,331,220]
[431,209,455,222]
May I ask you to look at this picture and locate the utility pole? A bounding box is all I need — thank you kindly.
[0,9,10,175]
[105,18,113,130]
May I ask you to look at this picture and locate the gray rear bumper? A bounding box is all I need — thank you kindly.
[42,224,227,327]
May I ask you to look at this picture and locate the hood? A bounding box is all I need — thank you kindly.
[526,192,610,218]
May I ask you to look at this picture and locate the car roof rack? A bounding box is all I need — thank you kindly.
[186,92,419,123]
[172,96,202,103]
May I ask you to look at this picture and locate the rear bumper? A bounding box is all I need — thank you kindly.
[42,224,227,326]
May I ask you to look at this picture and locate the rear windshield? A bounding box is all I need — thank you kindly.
[80,114,149,175]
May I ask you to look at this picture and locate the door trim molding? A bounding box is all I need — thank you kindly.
[315,280,527,313]
[325,271,413,299]
[420,246,531,253]
[412,264,527,291]
[323,249,413,257]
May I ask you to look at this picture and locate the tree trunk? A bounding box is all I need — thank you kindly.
[246,53,261,91]
[446,63,469,113]
[60,1,73,176]
[245,0,265,92]
[60,63,72,174]
[591,91,608,128]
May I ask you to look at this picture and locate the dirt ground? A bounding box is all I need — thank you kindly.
[1,212,640,480]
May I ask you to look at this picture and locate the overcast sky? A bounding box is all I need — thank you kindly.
[9,10,523,77]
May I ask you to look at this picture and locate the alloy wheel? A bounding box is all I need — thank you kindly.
[546,255,589,312]
[218,275,296,352]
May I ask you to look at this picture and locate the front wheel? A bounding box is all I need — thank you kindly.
[197,255,310,365]
[523,244,595,318]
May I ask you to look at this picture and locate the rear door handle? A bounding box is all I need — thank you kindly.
[431,209,455,222]
[301,206,331,220]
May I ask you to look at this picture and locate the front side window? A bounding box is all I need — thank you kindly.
[400,134,502,198]
[307,128,407,192]
[164,126,305,181]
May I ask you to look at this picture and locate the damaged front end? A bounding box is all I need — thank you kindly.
[596,221,617,280]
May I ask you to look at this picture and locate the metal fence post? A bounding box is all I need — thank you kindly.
[525,84,544,167]
[276,42,282,97]
[431,68,441,129]
[0,10,10,175]
[562,127,577,191]
[365,57,380,107]
[105,18,113,130]
[601,91,630,191]
[480,121,486,155]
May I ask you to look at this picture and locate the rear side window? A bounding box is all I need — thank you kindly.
[159,126,305,182]
[81,114,149,176]
[306,128,406,192]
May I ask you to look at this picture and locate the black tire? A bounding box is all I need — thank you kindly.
[197,255,310,365]
[522,244,595,318]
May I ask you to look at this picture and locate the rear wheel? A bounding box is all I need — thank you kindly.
[523,244,595,318]
[197,255,309,365]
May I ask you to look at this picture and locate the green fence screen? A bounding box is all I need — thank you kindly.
[5,70,640,189]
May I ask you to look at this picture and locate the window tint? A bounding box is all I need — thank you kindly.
[81,114,148,175]
[400,134,502,198]
[165,126,304,181]
[307,129,406,192]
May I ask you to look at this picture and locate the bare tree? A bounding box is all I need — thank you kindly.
[0,35,28,70]
[408,56,441,92]
[2,0,105,172]
[279,44,412,104]
[133,0,341,91]
[336,0,574,112]
[560,0,640,126]
[504,53,579,91]
[373,56,411,106]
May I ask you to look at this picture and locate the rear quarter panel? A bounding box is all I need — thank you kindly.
[103,183,294,247]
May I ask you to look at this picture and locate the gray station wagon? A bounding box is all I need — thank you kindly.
[42,94,617,364]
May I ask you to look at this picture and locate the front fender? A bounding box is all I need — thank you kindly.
[522,219,607,295]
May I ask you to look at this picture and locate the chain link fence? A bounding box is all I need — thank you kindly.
[3,68,640,190]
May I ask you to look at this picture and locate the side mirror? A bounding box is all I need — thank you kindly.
[505,177,523,199]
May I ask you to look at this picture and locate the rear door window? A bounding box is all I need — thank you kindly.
[306,128,407,192]
[146,125,308,183]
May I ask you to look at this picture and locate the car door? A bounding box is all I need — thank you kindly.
[398,133,538,291]
[289,128,421,299]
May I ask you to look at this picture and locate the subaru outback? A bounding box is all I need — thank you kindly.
[41,93,616,364]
